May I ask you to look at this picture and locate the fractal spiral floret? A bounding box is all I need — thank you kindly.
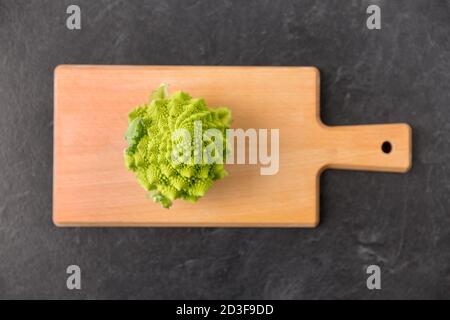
[124,84,232,208]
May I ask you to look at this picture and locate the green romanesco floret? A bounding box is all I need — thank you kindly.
[124,84,232,208]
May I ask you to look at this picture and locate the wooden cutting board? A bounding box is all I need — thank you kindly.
[53,65,411,227]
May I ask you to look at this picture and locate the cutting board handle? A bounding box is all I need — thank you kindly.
[321,123,412,173]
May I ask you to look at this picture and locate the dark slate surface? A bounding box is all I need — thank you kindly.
[0,0,449,299]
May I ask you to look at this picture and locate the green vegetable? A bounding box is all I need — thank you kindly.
[124,84,232,208]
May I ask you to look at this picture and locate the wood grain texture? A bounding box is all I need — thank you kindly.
[53,65,412,227]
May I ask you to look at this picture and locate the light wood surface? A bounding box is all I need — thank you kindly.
[53,65,412,227]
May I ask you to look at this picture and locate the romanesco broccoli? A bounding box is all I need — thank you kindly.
[124,84,232,208]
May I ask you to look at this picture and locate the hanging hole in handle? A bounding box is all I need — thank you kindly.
[381,141,392,154]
